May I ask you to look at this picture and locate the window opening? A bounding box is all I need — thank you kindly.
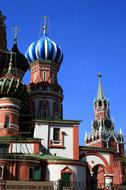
[43,71,46,81]
[53,128,60,142]
[4,115,9,128]
[61,173,71,187]
[29,167,34,180]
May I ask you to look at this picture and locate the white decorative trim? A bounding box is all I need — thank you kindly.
[0,103,20,110]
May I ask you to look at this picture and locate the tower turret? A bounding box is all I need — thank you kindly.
[85,74,124,154]
[0,40,28,137]
[25,17,63,120]
[93,73,111,130]
[0,32,29,78]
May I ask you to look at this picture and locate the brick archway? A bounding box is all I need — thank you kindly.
[80,151,112,173]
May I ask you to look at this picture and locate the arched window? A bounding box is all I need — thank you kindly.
[104,100,107,108]
[61,167,73,188]
[98,100,102,107]
[4,115,9,128]
[40,100,49,118]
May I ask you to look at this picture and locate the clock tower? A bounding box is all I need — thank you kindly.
[85,74,124,154]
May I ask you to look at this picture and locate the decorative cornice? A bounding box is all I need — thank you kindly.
[34,119,81,126]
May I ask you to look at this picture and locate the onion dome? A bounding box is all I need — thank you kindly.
[25,22,63,65]
[0,56,27,100]
[0,38,29,74]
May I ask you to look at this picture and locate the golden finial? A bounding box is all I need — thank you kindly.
[13,26,20,44]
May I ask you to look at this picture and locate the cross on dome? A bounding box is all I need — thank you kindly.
[43,16,47,34]
[13,26,20,44]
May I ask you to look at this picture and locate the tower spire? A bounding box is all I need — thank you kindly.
[13,26,20,44]
[97,73,104,100]
[43,16,47,34]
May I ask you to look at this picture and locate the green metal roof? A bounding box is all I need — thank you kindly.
[0,136,41,143]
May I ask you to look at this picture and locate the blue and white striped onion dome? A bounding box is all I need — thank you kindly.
[25,32,63,65]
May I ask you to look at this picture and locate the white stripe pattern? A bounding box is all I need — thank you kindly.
[44,38,48,59]
[25,33,63,65]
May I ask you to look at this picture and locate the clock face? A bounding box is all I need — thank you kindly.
[93,120,99,130]
[104,119,112,129]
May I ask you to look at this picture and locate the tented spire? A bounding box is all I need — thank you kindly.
[97,73,104,100]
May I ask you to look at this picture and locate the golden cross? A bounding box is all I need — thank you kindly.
[43,16,47,33]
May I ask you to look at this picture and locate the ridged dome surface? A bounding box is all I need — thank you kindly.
[0,75,27,99]
[0,42,29,73]
[25,32,63,65]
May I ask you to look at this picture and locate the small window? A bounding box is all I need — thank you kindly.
[43,71,46,81]
[61,173,71,187]
[29,167,34,180]
[98,100,102,107]
[4,115,9,128]
[53,128,60,142]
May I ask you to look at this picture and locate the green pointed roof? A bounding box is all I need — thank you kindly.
[97,73,104,100]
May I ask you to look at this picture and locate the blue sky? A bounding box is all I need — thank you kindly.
[1,0,126,145]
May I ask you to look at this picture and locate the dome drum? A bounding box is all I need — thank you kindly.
[0,97,21,137]
[28,82,63,99]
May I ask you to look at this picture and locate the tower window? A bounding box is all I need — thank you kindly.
[40,100,49,118]
[43,71,46,81]
[4,115,9,128]
[53,128,60,142]
[98,100,102,107]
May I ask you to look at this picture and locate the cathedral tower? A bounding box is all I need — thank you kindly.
[0,11,7,51]
[0,34,29,137]
[25,18,63,120]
